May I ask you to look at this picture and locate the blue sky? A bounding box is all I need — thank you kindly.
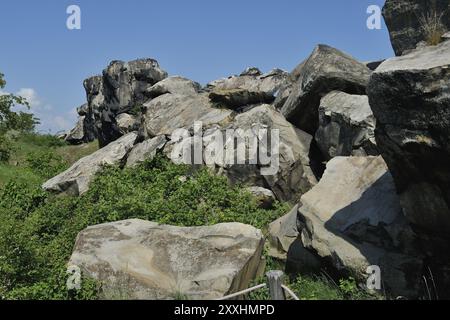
[0,0,390,133]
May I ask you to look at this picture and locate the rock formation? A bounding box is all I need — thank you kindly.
[368,39,450,238]
[69,219,264,300]
[383,0,450,56]
[279,45,371,135]
[43,132,137,195]
[315,91,378,160]
[64,104,96,144]
[296,156,423,297]
[81,59,168,147]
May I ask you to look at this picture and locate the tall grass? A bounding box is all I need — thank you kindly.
[419,10,447,46]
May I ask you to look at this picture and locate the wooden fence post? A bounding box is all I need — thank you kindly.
[266,270,286,300]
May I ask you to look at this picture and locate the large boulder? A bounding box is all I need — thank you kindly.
[43,132,138,195]
[219,104,318,202]
[367,39,450,238]
[383,0,450,56]
[279,45,371,135]
[207,67,289,95]
[142,93,232,138]
[145,76,200,98]
[315,91,378,160]
[83,59,168,147]
[69,219,264,300]
[297,156,423,297]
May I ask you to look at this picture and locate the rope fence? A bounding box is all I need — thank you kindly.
[217,270,300,301]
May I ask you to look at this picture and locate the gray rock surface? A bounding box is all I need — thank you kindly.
[207,68,288,95]
[142,93,232,138]
[315,91,378,160]
[367,39,450,237]
[162,104,317,202]
[146,76,200,98]
[268,205,321,272]
[221,104,318,202]
[383,0,450,56]
[280,45,371,134]
[126,135,167,167]
[297,156,423,297]
[43,132,138,195]
[69,219,264,300]
[116,113,139,134]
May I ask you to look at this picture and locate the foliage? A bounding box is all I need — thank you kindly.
[0,135,14,162]
[0,73,39,134]
[0,155,288,299]
[247,251,379,300]
[26,151,68,179]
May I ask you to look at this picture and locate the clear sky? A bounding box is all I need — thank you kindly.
[0,0,391,133]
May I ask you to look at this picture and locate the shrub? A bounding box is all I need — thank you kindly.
[0,155,289,299]
[0,135,14,162]
[26,150,68,179]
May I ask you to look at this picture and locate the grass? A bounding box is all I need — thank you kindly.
[0,133,98,188]
[419,10,447,46]
[247,255,381,301]
[0,142,289,299]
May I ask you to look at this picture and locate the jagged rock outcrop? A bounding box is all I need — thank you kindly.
[83,59,168,147]
[297,156,423,297]
[383,0,450,56]
[279,45,371,135]
[145,76,200,98]
[69,219,264,300]
[207,67,289,95]
[315,91,378,160]
[367,39,450,238]
[43,132,138,195]
[65,104,96,144]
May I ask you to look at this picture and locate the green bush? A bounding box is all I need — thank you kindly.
[0,135,14,162]
[0,155,288,300]
[26,151,68,179]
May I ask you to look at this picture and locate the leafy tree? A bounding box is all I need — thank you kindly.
[0,72,40,162]
[0,72,39,134]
